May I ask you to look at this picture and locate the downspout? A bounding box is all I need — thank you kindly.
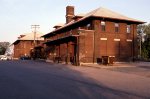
[66,42,68,64]
[132,24,135,62]
[93,31,95,64]
[59,44,60,63]
[92,20,95,64]
[76,36,80,66]
[76,30,80,66]
[78,36,80,65]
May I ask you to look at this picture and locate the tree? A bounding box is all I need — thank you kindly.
[0,42,10,55]
[137,23,150,60]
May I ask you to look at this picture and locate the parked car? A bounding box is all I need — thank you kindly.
[0,55,3,59]
[7,56,12,60]
[0,55,12,61]
[0,56,8,60]
[20,55,31,60]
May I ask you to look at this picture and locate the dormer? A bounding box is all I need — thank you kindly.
[73,13,85,21]
[53,23,64,29]
[20,35,26,38]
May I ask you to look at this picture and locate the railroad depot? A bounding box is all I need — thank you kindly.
[42,6,144,65]
[13,6,144,65]
[13,32,44,59]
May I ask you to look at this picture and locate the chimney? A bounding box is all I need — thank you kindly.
[66,6,74,24]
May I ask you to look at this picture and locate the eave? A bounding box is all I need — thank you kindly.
[43,16,145,38]
[44,35,79,45]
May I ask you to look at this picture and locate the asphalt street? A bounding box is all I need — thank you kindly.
[0,60,150,99]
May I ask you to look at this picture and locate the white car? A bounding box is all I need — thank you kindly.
[0,56,8,60]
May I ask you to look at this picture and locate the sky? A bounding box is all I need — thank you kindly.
[0,0,149,43]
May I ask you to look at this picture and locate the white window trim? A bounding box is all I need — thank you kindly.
[126,39,132,42]
[127,25,131,33]
[100,38,107,40]
[101,21,106,25]
[114,39,120,41]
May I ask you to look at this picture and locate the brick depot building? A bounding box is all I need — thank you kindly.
[43,6,144,65]
[13,32,44,59]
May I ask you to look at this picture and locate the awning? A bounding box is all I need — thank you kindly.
[44,35,79,45]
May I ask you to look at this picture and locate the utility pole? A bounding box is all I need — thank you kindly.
[139,36,142,59]
[137,28,146,60]
[31,25,40,47]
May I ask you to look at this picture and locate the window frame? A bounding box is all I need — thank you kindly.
[101,21,106,32]
[127,24,131,33]
[115,23,119,33]
[86,23,91,30]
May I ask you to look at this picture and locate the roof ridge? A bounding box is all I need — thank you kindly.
[83,7,144,22]
[85,7,101,17]
[43,7,145,37]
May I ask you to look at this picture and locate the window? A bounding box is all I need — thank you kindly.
[101,21,106,31]
[31,41,34,46]
[115,23,119,32]
[87,23,91,30]
[127,24,131,33]
[70,30,72,35]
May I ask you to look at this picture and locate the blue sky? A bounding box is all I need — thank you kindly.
[0,0,149,43]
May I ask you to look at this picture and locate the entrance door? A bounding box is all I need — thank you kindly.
[69,43,75,65]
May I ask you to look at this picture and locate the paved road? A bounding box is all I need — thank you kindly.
[0,61,150,99]
[105,62,150,77]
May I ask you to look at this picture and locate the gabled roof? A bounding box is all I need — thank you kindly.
[43,7,145,37]
[42,20,75,37]
[13,32,44,44]
[19,32,44,40]
[84,7,144,23]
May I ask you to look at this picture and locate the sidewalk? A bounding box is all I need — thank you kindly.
[80,62,150,69]
[80,63,134,69]
[67,63,150,98]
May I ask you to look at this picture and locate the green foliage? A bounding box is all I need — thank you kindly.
[138,23,150,35]
[0,46,5,55]
[0,42,10,55]
[141,42,149,59]
[138,23,150,60]
[144,24,150,35]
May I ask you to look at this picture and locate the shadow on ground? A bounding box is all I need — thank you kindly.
[0,60,149,99]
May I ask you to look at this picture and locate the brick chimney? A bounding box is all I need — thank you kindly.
[66,6,74,24]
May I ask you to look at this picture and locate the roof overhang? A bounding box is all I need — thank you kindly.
[44,35,79,45]
[43,15,145,38]
[42,17,90,37]
[13,40,20,45]
[35,45,43,49]
[91,16,146,24]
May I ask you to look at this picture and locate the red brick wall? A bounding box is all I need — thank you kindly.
[79,29,94,63]
[92,19,138,61]
[14,40,43,59]
[44,18,139,64]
